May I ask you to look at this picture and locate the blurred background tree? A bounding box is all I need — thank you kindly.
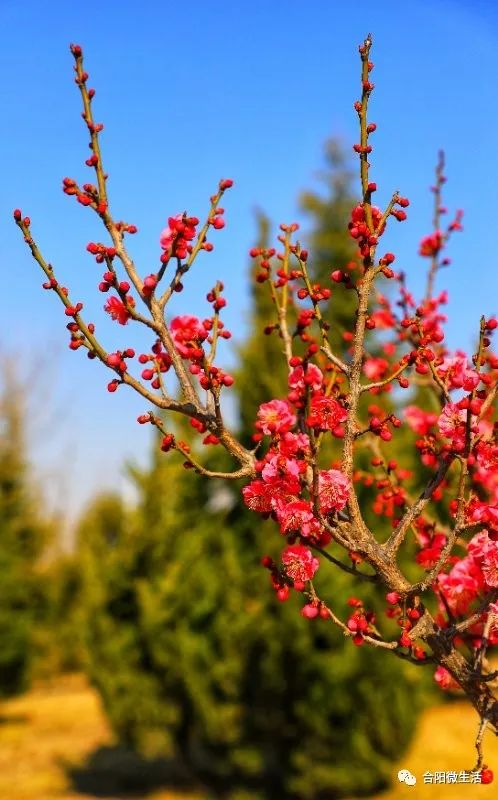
[0,361,51,697]
[73,142,425,799]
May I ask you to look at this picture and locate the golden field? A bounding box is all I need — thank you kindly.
[1,674,498,799]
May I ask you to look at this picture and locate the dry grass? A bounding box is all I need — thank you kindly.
[0,674,497,799]
[372,701,498,800]
[0,674,198,800]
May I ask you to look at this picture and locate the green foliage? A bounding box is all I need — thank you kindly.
[78,456,423,798]
[76,142,425,798]
[0,365,49,697]
[35,553,84,677]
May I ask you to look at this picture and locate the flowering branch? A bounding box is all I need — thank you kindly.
[14,34,498,774]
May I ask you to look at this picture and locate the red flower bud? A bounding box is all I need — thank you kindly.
[211,216,225,230]
[301,603,319,619]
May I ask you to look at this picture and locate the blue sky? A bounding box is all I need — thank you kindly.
[1,0,497,528]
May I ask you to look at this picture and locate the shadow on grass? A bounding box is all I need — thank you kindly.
[0,712,29,726]
[65,745,199,798]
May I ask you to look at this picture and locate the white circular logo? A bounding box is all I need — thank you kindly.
[398,769,417,786]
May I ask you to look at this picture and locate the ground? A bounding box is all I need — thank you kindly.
[1,674,498,799]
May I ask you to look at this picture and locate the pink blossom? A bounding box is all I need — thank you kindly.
[318,469,350,514]
[404,405,438,436]
[476,441,498,473]
[467,500,498,532]
[256,399,296,436]
[243,473,302,516]
[363,357,389,381]
[160,214,182,250]
[261,454,301,482]
[468,530,498,588]
[482,546,498,588]
[170,315,207,358]
[160,214,198,259]
[277,431,310,458]
[104,295,132,325]
[242,480,275,514]
[437,354,479,391]
[281,545,319,582]
[437,557,483,615]
[437,402,467,450]
[288,363,323,392]
[467,530,492,563]
[273,499,319,537]
[434,666,460,691]
[370,308,396,329]
[306,395,348,432]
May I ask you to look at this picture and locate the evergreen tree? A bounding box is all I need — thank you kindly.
[35,552,84,676]
[79,455,424,798]
[0,363,48,696]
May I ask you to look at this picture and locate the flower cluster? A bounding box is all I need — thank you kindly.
[160,214,199,261]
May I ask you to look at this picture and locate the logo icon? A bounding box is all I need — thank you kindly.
[398,769,417,786]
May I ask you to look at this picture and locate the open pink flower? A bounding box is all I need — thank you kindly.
[170,315,207,358]
[476,441,498,473]
[274,499,319,537]
[482,546,498,588]
[363,357,389,381]
[281,545,319,582]
[256,399,296,436]
[437,402,467,450]
[437,354,479,391]
[278,431,310,458]
[242,477,300,516]
[104,296,132,325]
[404,405,438,436]
[306,395,348,432]
[242,480,275,514]
[261,454,301,482]
[318,469,350,514]
[467,500,498,533]
[437,557,483,615]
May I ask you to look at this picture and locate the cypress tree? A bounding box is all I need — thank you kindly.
[0,364,48,696]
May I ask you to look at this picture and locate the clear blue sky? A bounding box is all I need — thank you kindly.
[1,0,497,528]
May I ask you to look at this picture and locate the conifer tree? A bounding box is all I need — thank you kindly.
[0,363,48,696]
